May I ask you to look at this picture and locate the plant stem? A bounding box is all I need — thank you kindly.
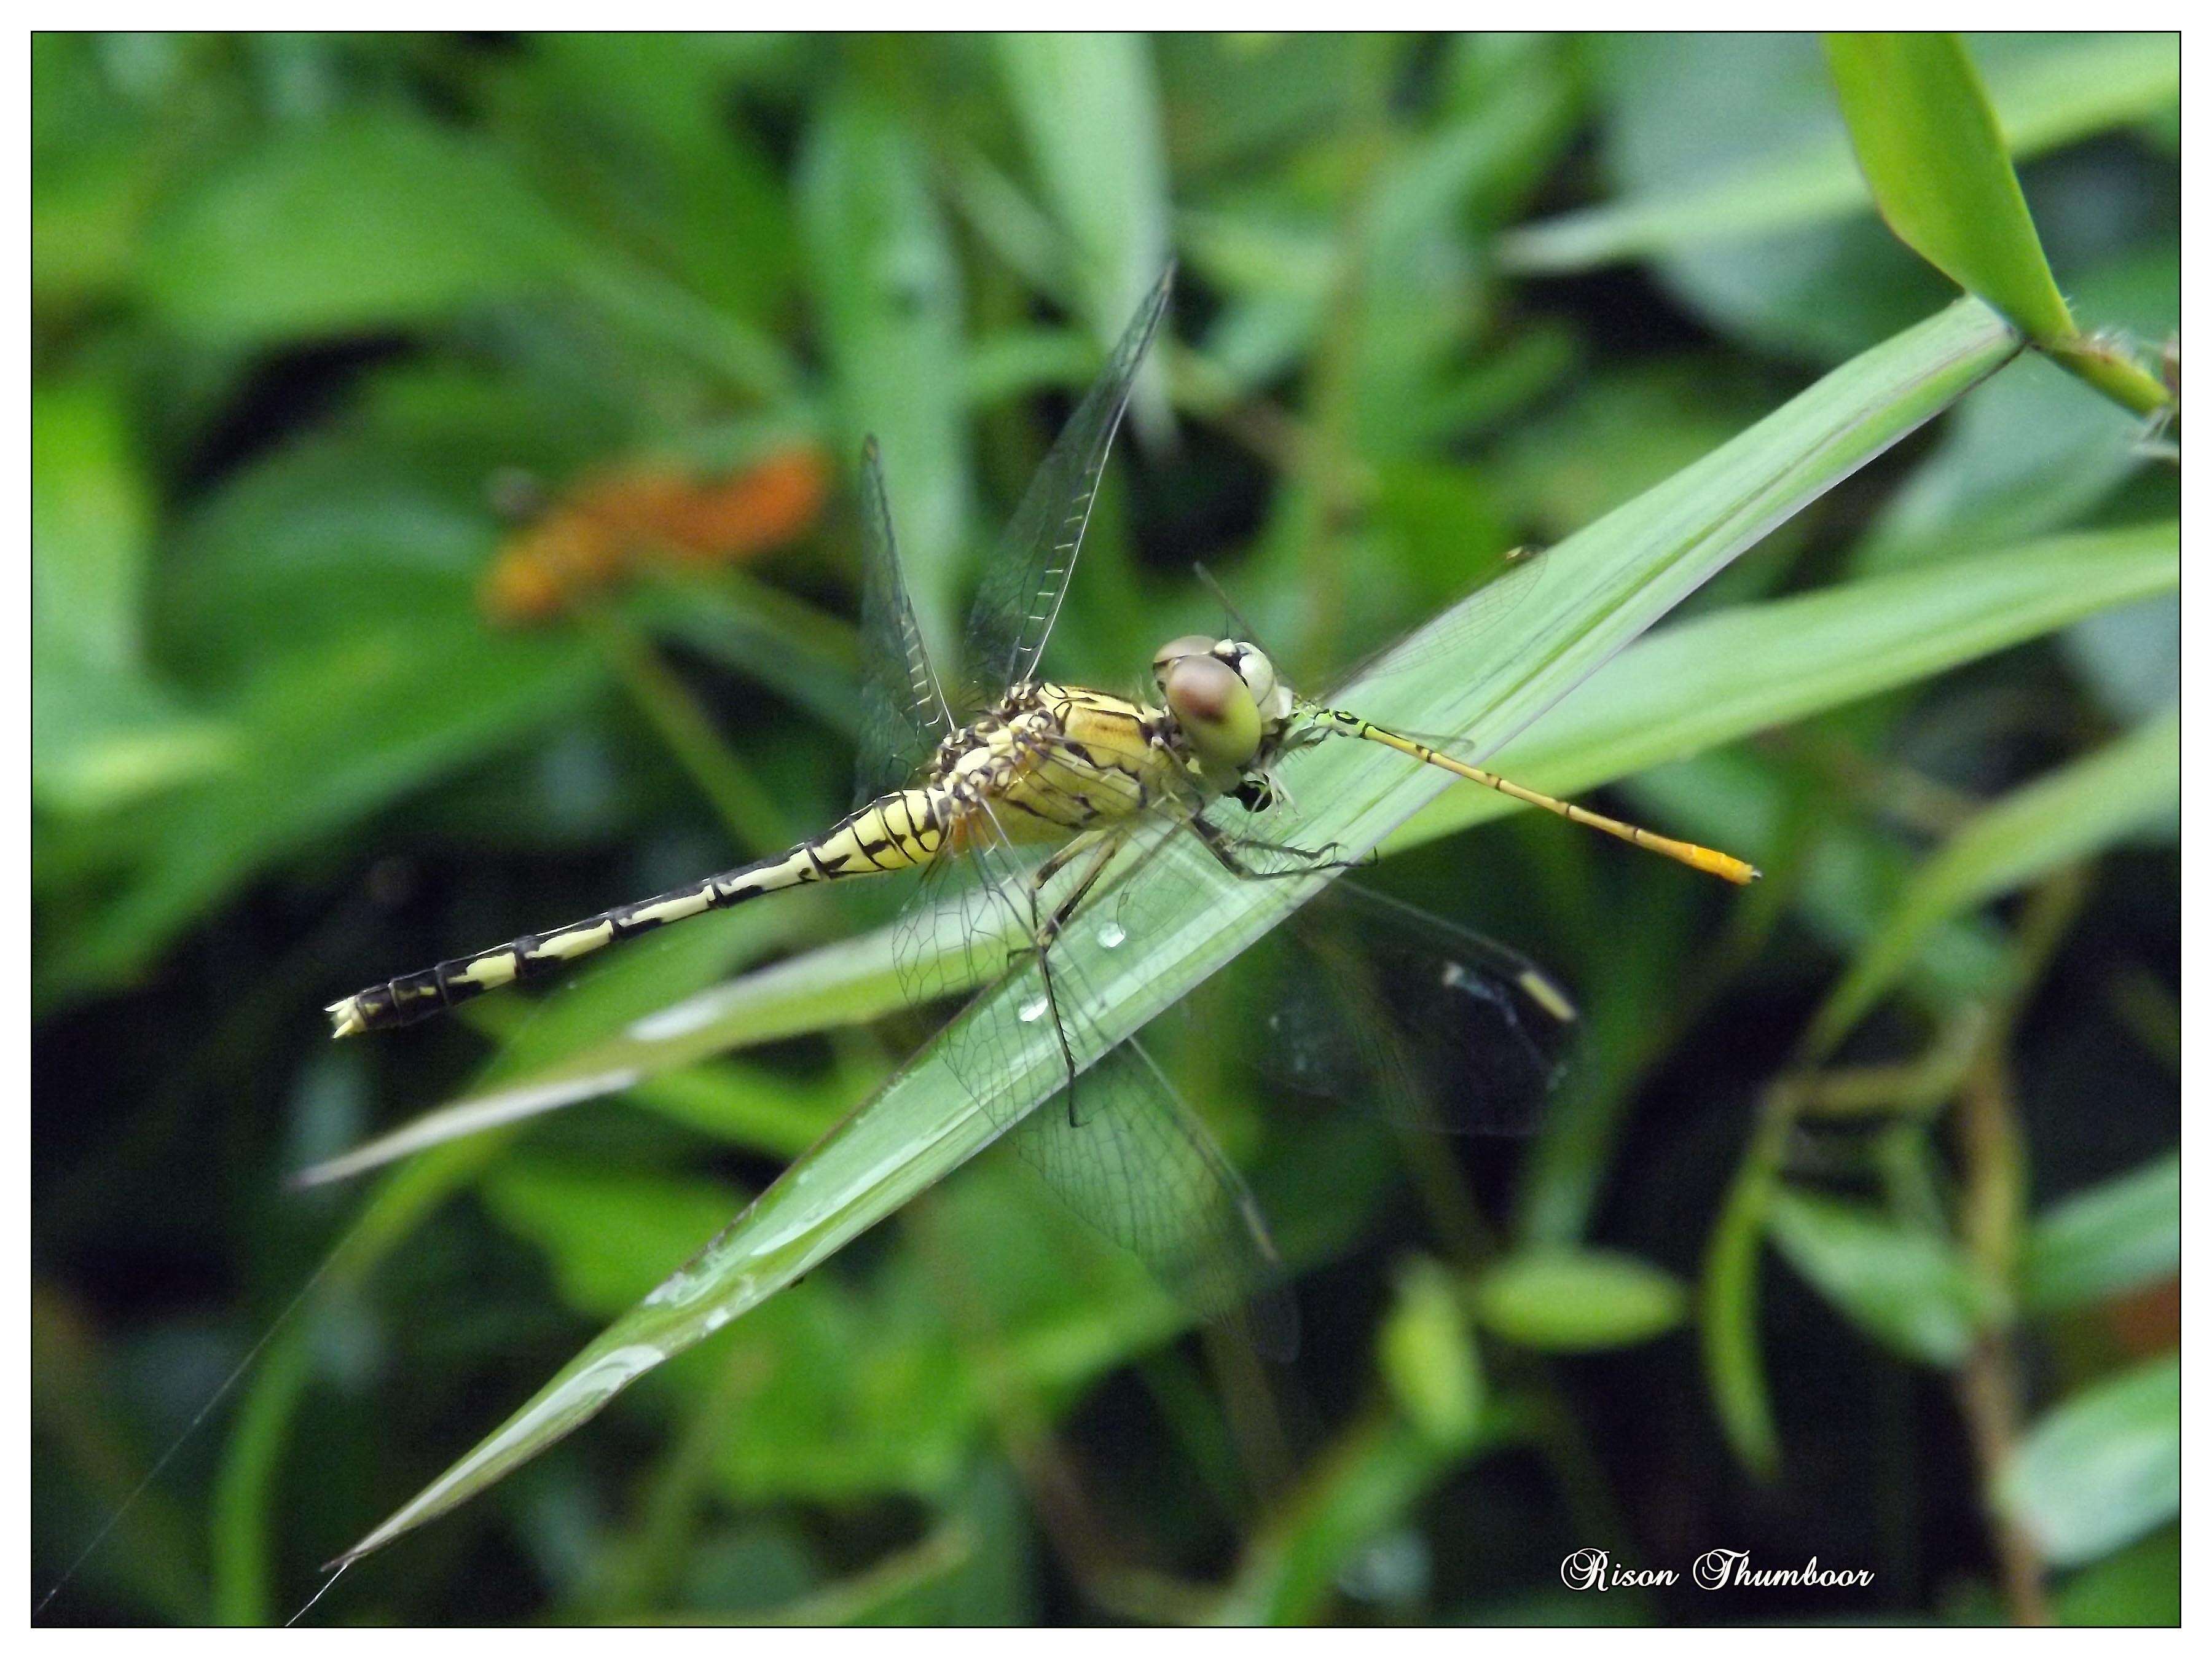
[576,1345,769,1617]
[1947,867,2087,1626]
[1952,1051,2049,1627]
[902,1197,1147,1607]
[2045,337,2173,420]
[1287,35,1394,671]
[584,608,794,857]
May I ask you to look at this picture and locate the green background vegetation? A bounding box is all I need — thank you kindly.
[33,32,2177,1625]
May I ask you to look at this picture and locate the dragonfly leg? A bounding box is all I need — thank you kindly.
[1185,814,1361,881]
[1032,833,1124,947]
[1029,941,1083,1129]
[1029,834,1124,1126]
[1027,829,1105,895]
[997,833,1124,1127]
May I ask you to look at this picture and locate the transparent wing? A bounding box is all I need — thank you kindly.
[891,801,1294,1356]
[1010,1038,1297,1360]
[889,836,1037,1012]
[853,437,958,806]
[960,267,1173,700]
[1096,803,1571,1138]
[1252,878,1573,1137]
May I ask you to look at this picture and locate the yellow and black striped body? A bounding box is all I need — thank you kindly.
[935,681,1188,843]
[328,682,1196,1037]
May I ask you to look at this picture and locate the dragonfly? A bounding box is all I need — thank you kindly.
[325,267,1755,1352]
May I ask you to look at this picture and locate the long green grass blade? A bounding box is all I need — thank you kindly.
[323,342,2185,1197]
[2022,1153,2179,1316]
[304,338,2152,1198]
[300,368,2181,1192]
[1806,704,2179,1059]
[1502,34,2176,274]
[994,33,1173,435]
[1825,34,2075,345]
[1389,521,2178,855]
[331,296,2018,1564]
[307,511,2174,1194]
[2001,1354,2179,1567]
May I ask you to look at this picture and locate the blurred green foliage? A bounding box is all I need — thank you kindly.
[33,31,2175,1626]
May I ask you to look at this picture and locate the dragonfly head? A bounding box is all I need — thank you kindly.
[1152,635,1296,782]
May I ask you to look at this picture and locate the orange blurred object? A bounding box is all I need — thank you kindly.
[2100,1273,2179,1357]
[482,445,830,623]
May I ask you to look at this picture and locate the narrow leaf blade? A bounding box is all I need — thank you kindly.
[1824,34,2073,343]
[2001,1355,2180,1566]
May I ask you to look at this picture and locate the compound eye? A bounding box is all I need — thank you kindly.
[1152,633,1221,677]
[1232,644,1278,704]
[1164,654,1262,769]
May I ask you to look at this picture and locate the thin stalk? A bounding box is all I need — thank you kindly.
[574,1345,769,1617]
[216,1129,523,1622]
[1287,36,1394,672]
[582,608,794,857]
[2044,337,2173,421]
[901,1196,1144,1607]
[1948,867,2088,1626]
[1953,1051,2050,1626]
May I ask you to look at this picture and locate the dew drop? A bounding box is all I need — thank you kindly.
[1096,920,1127,949]
[644,1266,702,1307]
[1019,994,1051,1024]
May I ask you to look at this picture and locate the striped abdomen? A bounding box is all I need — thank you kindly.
[327,787,951,1037]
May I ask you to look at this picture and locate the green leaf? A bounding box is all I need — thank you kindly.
[1823,35,2171,418]
[1765,1188,1993,1367]
[1469,1250,1685,1353]
[1808,705,2179,1057]
[330,296,2018,1564]
[995,33,1172,429]
[2001,1355,2179,1566]
[481,1162,750,1317]
[1824,34,2073,344]
[799,88,971,655]
[1379,1258,1484,1445]
[32,375,235,814]
[2022,1153,2179,1315]
[1390,523,2179,857]
[136,113,568,344]
[1504,33,2177,274]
